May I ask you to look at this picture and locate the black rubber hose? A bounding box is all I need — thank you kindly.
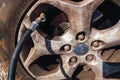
[8,29,33,80]
[8,13,45,80]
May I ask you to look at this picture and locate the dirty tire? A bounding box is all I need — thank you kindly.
[0,0,36,79]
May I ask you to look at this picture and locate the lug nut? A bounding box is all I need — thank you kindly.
[92,41,100,47]
[69,57,77,66]
[78,34,85,41]
[64,45,71,51]
[71,57,77,62]
[83,65,91,71]
[86,54,95,62]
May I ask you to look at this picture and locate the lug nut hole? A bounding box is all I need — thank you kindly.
[69,56,77,66]
[86,54,96,62]
[76,32,86,41]
[91,40,105,49]
[60,44,71,52]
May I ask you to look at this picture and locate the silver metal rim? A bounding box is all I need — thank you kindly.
[18,0,120,80]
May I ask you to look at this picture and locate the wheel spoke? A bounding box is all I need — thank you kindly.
[92,62,103,80]
[90,60,120,80]
[41,0,80,14]
[24,46,49,68]
[32,30,68,54]
[87,50,120,80]
[91,21,120,49]
[37,55,78,80]
[24,30,68,67]
[66,0,104,39]
[86,51,104,80]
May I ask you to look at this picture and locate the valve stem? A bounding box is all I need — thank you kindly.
[35,13,46,23]
[30,13,46,31]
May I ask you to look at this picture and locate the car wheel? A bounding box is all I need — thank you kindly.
[0,0,120,80]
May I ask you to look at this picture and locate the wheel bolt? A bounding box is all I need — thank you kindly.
[83,65,91,71]
[78,34,85,41]
[86,54,95,62]
[64,45,71,51]
[71,57,77,62]
[69,57,77,66]
[92,41,100,47]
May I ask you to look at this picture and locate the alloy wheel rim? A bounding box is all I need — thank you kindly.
[17,0,120,80]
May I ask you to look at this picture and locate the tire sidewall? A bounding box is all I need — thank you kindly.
[0,0,36,79]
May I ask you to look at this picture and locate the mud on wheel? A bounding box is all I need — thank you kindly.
[0,0,120,80]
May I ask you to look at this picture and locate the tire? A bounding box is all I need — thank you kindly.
[0,0,35,79]
[0,0,120,80]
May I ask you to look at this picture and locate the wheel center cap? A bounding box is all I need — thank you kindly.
[74,43,89,55]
